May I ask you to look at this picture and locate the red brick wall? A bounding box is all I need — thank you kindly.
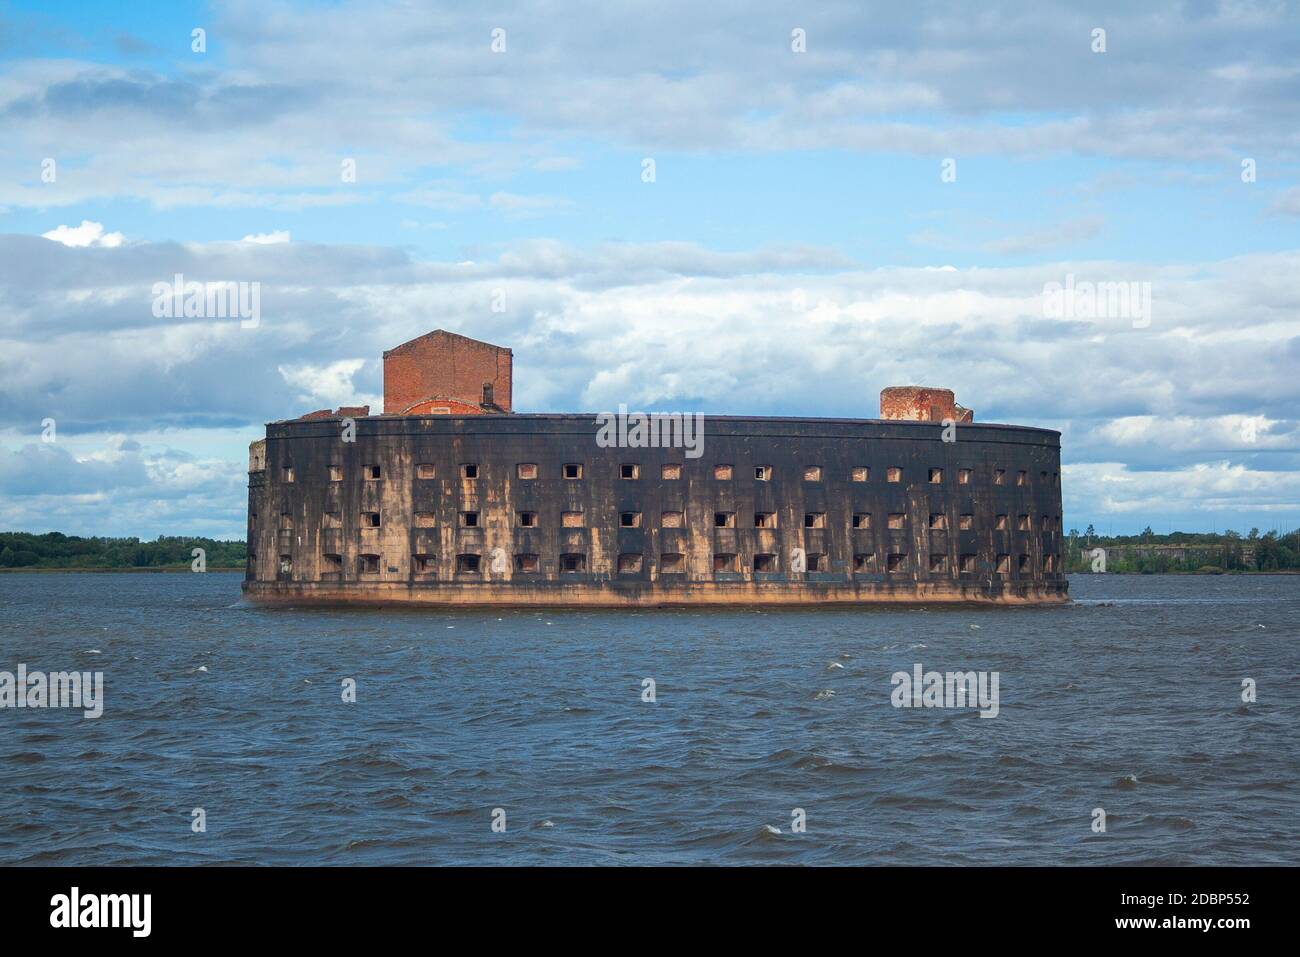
[879,386,974,422]
[383,331,512,414]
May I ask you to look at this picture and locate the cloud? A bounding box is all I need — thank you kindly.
[4,1,1300,213]
[2,232,1299,533]
[277,358,376,408]
[41,220,124,248]
[240,230,291,244]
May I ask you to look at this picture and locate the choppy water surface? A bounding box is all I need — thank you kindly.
[1,573,1296,865]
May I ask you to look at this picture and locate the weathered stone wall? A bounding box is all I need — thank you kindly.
[244,414,1067,605]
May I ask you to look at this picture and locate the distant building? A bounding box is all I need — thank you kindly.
[244,331,1066,607]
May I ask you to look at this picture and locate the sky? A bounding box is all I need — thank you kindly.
[1,0,1298,540]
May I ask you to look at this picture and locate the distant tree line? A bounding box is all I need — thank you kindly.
[0,532,247,569]
[1064,526,1300,573]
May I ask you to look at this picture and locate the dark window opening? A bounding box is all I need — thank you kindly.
[755,512,777,529]
[713,553,737,572]
[753,553,777,572]
[853,553,875,572]
[714,511,735,528]
[886,553,908,573]
[456,554,481,573]
[755,465,772,481]
[929,513,946,530]
[365,464,382,480]
[620,511,642,528]
[515,554,539,573]
[518,511,537,528]
[413,554,436,574]
[362,511,380,528]
[561,553,586,573]
[928,468,943,484]
[359,554,380,573]
[660,552,685,573]
[853,513,871,529]
[804,512,825,529]
[563,463,583,480]
[461,511,479,528]
[620,463,640,480]
[806,553,825,572]
[461,464,478,480]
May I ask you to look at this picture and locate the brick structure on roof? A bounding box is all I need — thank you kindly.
[382,330,512,415]
[880,386,973,423]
